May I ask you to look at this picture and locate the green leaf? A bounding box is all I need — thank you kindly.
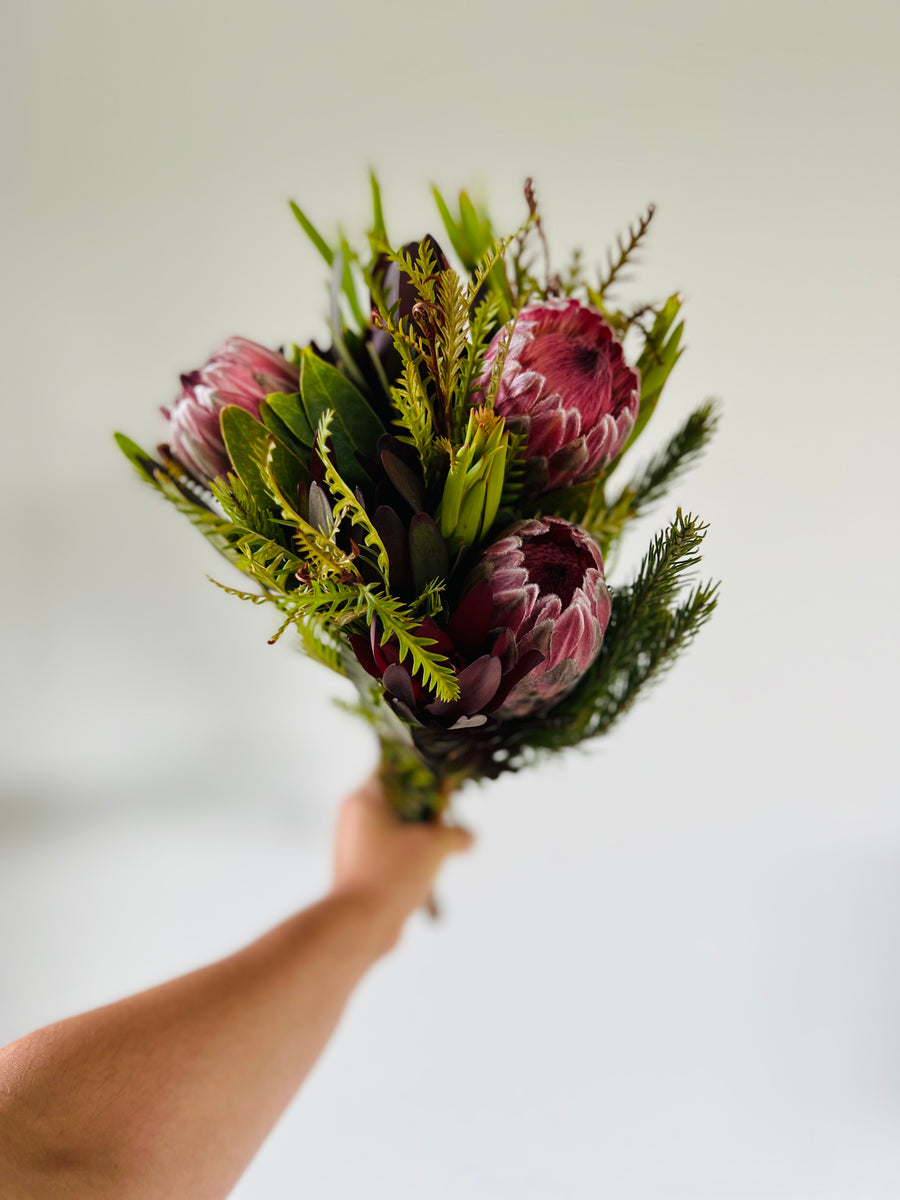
[338,233,366,329]
[221,406,307,513]
[612,295,684,464]
[409,513,449,597]
[369,169,388,251]
[289,201,333,266]
[432,184,470,267]
[458,191,492,263]
[299,349,385,485]
[261,392,315,452]
[114,432,161,486]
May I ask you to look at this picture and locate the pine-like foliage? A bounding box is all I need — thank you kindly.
[482,511,718,773]
[118,177,720,819]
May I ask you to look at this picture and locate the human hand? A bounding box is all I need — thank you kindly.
[331,774,474,951]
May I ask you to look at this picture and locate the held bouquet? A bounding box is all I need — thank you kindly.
[116,179,719,820]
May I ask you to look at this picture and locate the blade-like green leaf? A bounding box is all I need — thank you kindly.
[289,201,334,266]
[299,349,385,485]
[261,392,315,452]
[114,432,162,486]
[369,169,389,251]
[221,406,307,513]
[432,185,471,267]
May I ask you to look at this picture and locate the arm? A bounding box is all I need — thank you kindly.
[0,775,473,1200]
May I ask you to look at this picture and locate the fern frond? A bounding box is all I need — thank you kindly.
[211,474,291,551]
[382,242,439,297]
[316,410,390,582]
[363,586,459,701]
[466,234,514,314]
[408,576,446,619]
[253,578,459,702]
[259,443,359,583]
[480,316,517,410]
[294,616,348,674]
[456,292,500,426]
[498,428,528,510]
[207,577,271,604]
[435,269,470,410]
[390,360,440,481]
[231,533,307,592]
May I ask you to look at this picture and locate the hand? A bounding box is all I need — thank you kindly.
[331,774,474,951]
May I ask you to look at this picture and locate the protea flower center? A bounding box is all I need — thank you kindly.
[477,299,640,492]
[518,525,598,609]
[470,516,612,718]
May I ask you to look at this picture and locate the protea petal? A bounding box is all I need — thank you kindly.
[463,516,611,718]
[474,299,639,491]
[163,338,299,484]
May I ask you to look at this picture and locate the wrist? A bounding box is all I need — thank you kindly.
[323,886,409,961]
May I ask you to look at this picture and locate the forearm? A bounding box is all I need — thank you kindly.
[0,891,398,1200]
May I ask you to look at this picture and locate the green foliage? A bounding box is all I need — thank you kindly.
[491,510,718,769]
[120,177,719,810]
[436,408,509,553]
[620,294,685,453]
[211,471,292,553]
[294,617,348,674]
[290,199,366,332]
[212,571,459,703]
[456,292,500,419]
[220,405,308,517]
[598,403,718,553]
[432,186,493,270]
[540,402,719,558]
[390,360,442,483]
[367,169,389,254]
[432,186,515,317]
[115,433,243,562]
[315,409,390,581]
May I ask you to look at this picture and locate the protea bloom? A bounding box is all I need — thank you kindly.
[162,337,299,483]
[466,516,611,717]
[350,584,544,731]
[352,515,609,727]
[477,299,640,491]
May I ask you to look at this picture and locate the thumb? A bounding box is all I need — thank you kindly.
[438,823,475,856]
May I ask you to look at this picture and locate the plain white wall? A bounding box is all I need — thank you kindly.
[3,1,899,1196]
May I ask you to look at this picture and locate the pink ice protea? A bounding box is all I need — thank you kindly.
[477,298,640,491]
[162,337,299,483]
[468,515,611,718]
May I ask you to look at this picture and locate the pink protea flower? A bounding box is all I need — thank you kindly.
[162,337,299,483]
[478,299,640,491]
[468,515,612,718]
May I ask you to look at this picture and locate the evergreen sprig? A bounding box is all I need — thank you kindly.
[119,178,719,818]
[490,510,718,768]
[543,403,719,557]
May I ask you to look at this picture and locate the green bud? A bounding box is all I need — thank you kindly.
[436,408,510,553]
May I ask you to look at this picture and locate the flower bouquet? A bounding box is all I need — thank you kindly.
[116,178,719,821]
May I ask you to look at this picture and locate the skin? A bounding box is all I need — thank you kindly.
[0,775,474,1200]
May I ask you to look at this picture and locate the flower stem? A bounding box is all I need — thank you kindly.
[377,736,454,822]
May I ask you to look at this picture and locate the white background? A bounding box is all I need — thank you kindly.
[3,1,899,1196]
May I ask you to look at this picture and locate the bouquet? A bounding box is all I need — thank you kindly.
[116,178,719,821]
